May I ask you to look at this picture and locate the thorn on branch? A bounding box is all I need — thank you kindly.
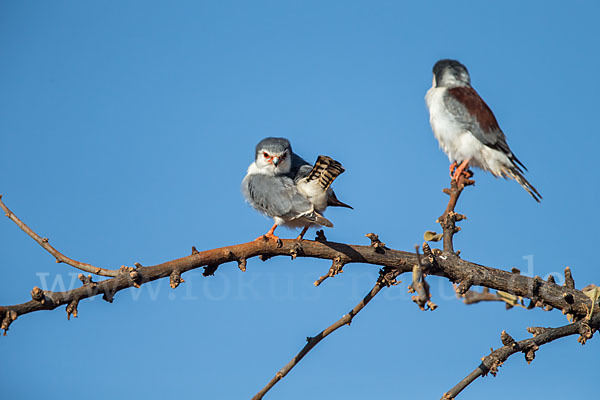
[562,306,576,323]
[224,249,234,259]
[78,274,94,286]
[577,322,594,345]
[203,264,219,277]
[500,330,516,347]
[129,269,142,288]
[564,267,575,289]
[289,242,303,260]
[526,326,548,337]
[314,256,345,287]
[1,309,17,335]
[191,246,199,255]
[422,242,435,262]
[118,265,142,288]
[547,275,556,284]
[102,291,114,303]
[456,277,474,296]
[237,258,247,272]
[66,299,79,320]
[365,233,387,253]
[532,276,542,297]
[315,230,327,242]
[488,359,504,377]
[524,344,538,364]
[30,286,45,304]
[258,254,272,262]
[170,270,185,289]
[377,266,401,288]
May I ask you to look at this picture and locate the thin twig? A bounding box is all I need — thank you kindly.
[437,174,474,253]
[0,195,119,277]
[442,313,600,399]
[461,288,503,304]
[409,245,437,310]
[251,267,401,400]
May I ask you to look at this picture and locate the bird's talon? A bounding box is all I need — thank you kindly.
[449,162,458,178]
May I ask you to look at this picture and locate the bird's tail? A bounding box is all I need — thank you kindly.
[301,210,334,227]
[327,190,353,209]
[305,155,345,191]
[506,167,542,203]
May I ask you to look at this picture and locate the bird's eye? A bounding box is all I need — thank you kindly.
[263,152,269,158]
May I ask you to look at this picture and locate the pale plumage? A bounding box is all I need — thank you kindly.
[425,59,541,202]
[242,137,352,241]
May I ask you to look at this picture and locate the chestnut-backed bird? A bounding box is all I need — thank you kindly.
[242,137,352,242]
[425,59,541,202]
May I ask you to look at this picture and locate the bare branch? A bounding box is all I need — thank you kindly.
[251,266,401,400]
[437,174,474,253]
[442,313,600,399]
[2,183,597,399]
[0,235,594,334]
[408,245,437,310]
[0,195,119,277]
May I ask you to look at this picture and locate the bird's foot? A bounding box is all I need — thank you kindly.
[255,232,283,247]
[451,160,471,182]
[449,162,458,178]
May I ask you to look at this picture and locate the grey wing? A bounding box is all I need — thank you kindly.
[443,92,511,155]
[288,153,312,182]
[294,164,313,183]
[242,174,313,219]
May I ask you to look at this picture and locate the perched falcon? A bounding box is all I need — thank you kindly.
[242,137,352,242]
[425,59,541,202]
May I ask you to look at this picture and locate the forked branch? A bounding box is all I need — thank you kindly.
[442,313,600,399]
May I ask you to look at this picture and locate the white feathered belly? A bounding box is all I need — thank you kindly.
[296,179,329,212]
[425,87,510,176]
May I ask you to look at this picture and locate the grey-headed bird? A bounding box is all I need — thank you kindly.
[425,59,541,202]
[242,137,352,242]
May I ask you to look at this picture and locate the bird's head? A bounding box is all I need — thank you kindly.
[254,137,293,175]
[432,59,470,88]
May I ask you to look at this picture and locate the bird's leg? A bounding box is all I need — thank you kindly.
[255,223,281,243]
[449,161,458,178]
[452,160,470,181]
[296,225,310,241]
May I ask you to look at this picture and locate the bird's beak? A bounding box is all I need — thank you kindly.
[272,157,280,167]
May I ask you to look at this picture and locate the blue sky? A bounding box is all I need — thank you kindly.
[1,1,598,399]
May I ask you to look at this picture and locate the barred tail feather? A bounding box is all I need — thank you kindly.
[305,156,345,191]
[507,167,542,203]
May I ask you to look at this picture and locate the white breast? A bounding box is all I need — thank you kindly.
[425,87,509,175]
[296,178,328,212]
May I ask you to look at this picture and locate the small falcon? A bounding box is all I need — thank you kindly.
[242,137,352,242]
[425,59,541,202]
